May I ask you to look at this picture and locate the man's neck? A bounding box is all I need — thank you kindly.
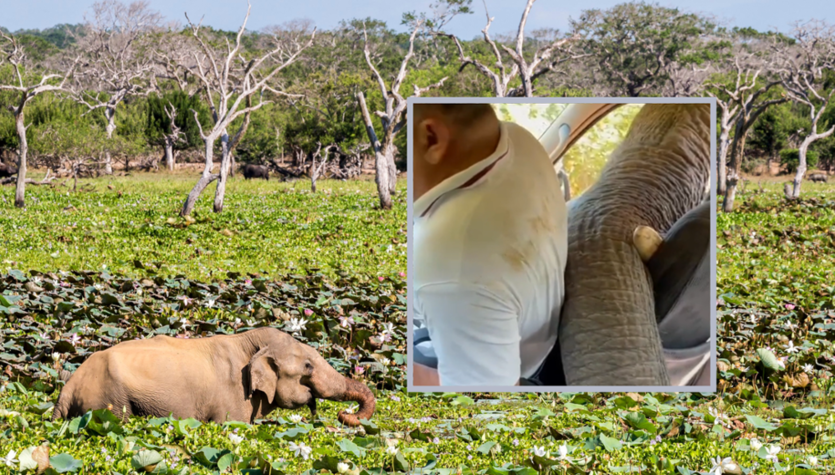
[415,117,502,201]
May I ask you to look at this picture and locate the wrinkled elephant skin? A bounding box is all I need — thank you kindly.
[558,104,711,386]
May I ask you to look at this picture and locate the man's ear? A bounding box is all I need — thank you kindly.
[419,117,451,165]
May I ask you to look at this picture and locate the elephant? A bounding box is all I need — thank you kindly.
[242,164,270,180]
[557,103,711,386]
[52,327,376,426]
[0,163,18,178]
[809,172,827,183]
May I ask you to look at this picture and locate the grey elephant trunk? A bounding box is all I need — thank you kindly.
[558,104,711,386]
[333,377,376,426]
[310,363,376,426]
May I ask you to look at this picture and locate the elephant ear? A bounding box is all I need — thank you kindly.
[247,347,278,405]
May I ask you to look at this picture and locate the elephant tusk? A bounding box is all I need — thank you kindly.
[633,226,663,262]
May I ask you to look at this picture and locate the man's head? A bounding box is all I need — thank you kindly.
[412,103,500,201]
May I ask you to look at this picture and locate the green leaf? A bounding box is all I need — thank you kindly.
[756,348,783,371]
[337,439,365,458]
[49,454,82,473]
[599,434,623,452]
[217,453,236,473]
[746,415,777,431]
[477,441,498,455]
[451,395,475,406]
[131,450,163,472]
[360,418,380,435]
[393,452,410,472]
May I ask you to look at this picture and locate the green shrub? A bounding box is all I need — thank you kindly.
[780,148,819,172]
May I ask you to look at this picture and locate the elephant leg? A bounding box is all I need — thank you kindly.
[558,104,710,386]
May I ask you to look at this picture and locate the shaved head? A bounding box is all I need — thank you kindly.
[412,102,501,202]
[413,104,496,130]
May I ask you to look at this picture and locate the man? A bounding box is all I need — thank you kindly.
[412,103,568,386]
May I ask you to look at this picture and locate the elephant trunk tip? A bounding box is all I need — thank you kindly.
[337,377,376,427]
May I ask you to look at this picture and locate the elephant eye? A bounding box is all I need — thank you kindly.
[304,362,314,375]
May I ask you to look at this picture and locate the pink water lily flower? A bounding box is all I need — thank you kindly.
[304,308,313,317]
[786,304,795,310]
[378,276,385,282]
[355,366,365,374]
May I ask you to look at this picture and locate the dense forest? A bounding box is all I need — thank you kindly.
[1,0,834,212]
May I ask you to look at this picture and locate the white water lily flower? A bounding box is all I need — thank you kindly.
[206,299,215,308]
[286,318,308,333]
[557,444,569,460]
[52,353,61,362]
[382,322,395,334]
[386,446,398,455]
[288,441,312,460]
[1,450,17,468]
[228,433,244,445]
[765,444,781,462]
[803,363,814,373]
[344,404,358,414]
[288,414,303,423]
[709,456,736,475]
[809,456,818,466]
[750,438,763,451]
[532,446,547,458]
[380,357,391,366]
[337,462,350,473]
[786,341,800,353]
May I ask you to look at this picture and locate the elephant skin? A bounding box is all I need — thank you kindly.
[558,104,711,386]
[0,163,18,178]
[242,164,270,180]
[809,173,827,183]
[52,327,375,426]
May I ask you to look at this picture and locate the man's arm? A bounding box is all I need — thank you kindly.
[413,363,440,386]
[418,282,522,386]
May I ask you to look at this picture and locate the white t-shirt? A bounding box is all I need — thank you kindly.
[413,121,568,386]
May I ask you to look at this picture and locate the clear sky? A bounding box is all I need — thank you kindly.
[2,0,829,38]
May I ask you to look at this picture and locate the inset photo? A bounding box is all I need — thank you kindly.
[407,98,717,392]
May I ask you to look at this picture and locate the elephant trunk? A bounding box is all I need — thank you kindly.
[558,104,710,386]
[335,377,376,427]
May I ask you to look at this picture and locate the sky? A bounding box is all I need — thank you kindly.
[1,0,830,38]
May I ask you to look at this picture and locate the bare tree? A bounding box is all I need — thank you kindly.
[308,142,332,193]
[180,3,315,216]
[357,21,446,209]
[0,33,79,207]
[706,41,786,212]
[776,20,835,199]
[442,0,581,97]
[162,102,184,171]
[71,0,162,175]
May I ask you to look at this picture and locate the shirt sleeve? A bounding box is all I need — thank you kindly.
[417,282,521,386]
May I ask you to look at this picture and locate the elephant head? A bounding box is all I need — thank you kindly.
[558,103,711,386]
[246,335,376,426]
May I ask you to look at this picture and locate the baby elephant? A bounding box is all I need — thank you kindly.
[809,172,828,183]
[242,164,270,180]
[52,327,375,426]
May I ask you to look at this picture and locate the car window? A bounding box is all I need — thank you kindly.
[492,103,569,139]
[559,104,644,198]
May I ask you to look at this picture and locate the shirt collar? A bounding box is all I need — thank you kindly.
[414,121,511,219]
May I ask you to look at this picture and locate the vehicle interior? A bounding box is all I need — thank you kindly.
[412,103,712,387]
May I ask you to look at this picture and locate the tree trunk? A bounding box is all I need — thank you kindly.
[104,109,116,175]
[164,136,175,171]
[790,140,811,199]
[387,149,397,195]
[213,134,231,213]
[717,128,730,195]
[375,148,392,210]
[181,138,219,216]
[14,111,27,208]
[722,132,746,212]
